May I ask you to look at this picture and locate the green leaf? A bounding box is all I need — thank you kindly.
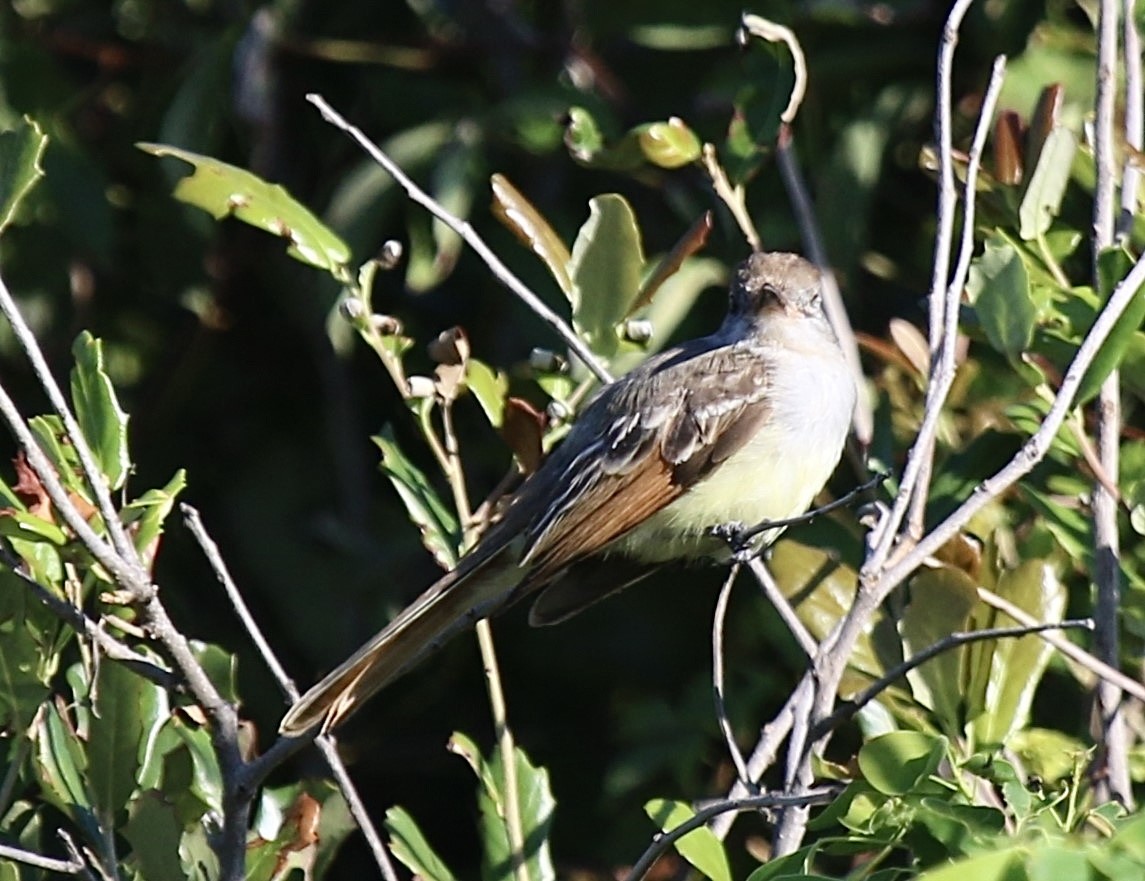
[35,699,103,848]
[0,116,48,237]
[1075,245,1145,405]
[967,236,1035,357]
[70,331,131,491]
[0,509,68,546]
[465,359,509,429]
[385,806,460,881]
[1008,727,1087,784]
[123,790,187,881]
[87,657,165,822]
[491,173,573,297]
[449,731,556,881]
[900,565,979,730]
[1018,126,1077,240]
[190,642,239,704]
[165,716,224,815]
[0,572,56,730]
[636,119,702,168]
[407,138,480,291]
[968,560,1066,746]
[644,799,732,881]
[373,425,461,569]
[123,469,187,564]
[568,195,646,359]
[1027,846,1092,881]
[137,142,351,273]
[857,732,948,795]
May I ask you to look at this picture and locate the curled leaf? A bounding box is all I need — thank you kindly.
[491,174,572,297]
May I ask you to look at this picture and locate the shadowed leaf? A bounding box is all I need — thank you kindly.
[0,116,47,237]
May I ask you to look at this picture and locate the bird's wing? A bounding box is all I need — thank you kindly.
[518,340,775,582]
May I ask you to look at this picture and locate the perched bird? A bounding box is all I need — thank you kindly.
[280,251,857,735]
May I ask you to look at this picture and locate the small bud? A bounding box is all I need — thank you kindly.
[406,375,436,399]
[378,239,403,269]
[621,318,654,344]
[546,399,571,422]
[529,348,568,373]
[339,296,365,322]
[371,314,404,335]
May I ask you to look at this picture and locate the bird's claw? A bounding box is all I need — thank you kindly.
[711,520,757,563]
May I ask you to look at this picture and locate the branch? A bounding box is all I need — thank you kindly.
[623,787,839,881]
[0,841,87,875]
[305,93,612,385]
[712,564,752,784]
[815,619,1095,735]
[182,505,401,881]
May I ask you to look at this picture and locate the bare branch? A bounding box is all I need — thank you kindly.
[738,15,807,124]
[0,840,87,875]
[816,619,1095,734]
[623,787,839,881]
[744,557,818,658]
[305,93,612,385]
[700,144,761,252]
[712,564,752,784]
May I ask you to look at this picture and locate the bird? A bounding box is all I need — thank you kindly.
[280,251,857,736]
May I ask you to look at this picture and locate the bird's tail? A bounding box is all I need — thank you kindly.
[279,550,519,736]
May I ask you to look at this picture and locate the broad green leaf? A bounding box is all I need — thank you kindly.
[190,641,239,704]
[123,790,186,881]
[35,699,104,849]
[491,173,573,296]
[1009,727,1088,784]
[744,845,818,881]
[968,560,1066,746]
[915,847,1023,881]
[0,572,55,730]
[123,469,187,565]
[70,331,131,491]
[167,717,224,815]
[373,426,461,569]
[568,194,646,359]
[900,565,979,730]
[138,142,351,272]
[1028,846,1092,881]
[1018,126,1077,240]
[0,116,47,236]
[1075,245,1145,405]
[449,731,556,881]
[644,799,732,881]
[466,359,509,428]
[87,657,164,822]
[857,731,948,795]
[385,806,460,881]
[967,236,1035,357]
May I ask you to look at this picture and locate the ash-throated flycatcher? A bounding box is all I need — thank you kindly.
[280,251,856,735]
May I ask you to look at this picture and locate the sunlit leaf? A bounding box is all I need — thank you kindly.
[70,331,131,491]
[967,236,1035,357]
[1018,126,1077,240]
[385,806,460,881]
[373,426,461,569]
[857,731,948,796]
[1075,245,1145,405]
[138,142,351,272]
[123,470,187,567]
[0,116,47,237]
[490,174,572,297]
[568,194,646,359]
[636,119,702,168]
[644,799,731,881]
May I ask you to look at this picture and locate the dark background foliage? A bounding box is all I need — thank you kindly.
[0,0,1107,874]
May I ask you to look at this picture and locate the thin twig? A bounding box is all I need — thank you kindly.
[775,123,872,447]
[1092,0,1134,808]
[815,619,1095,734]
[712,564,752,784]
[1117,0,1143,241]
[868,49,1006,566]
[305,93,612,385]
[0,840,86,874]
[744,557,818,658]
[0,281,141,572]
[623,787,839,881]
[181,504,401,881]
[700,144,761,251]
[738,15,807,125]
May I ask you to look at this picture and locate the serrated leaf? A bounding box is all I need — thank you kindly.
[466,359,509,428]
[1075,245,1145,405]
[568,195,646,359]
[88,658,165,822]
[967,236,1035,356]
[385,806,460,881]
[373,426,460,569]
[138,142,351,272]
[1018,126,1076,240]
[857,731,948,795]
[123,469,187,566]
[644,799,731,881]
[70,331,131,491]
[0,116,48,237]
[491,174,572,296]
